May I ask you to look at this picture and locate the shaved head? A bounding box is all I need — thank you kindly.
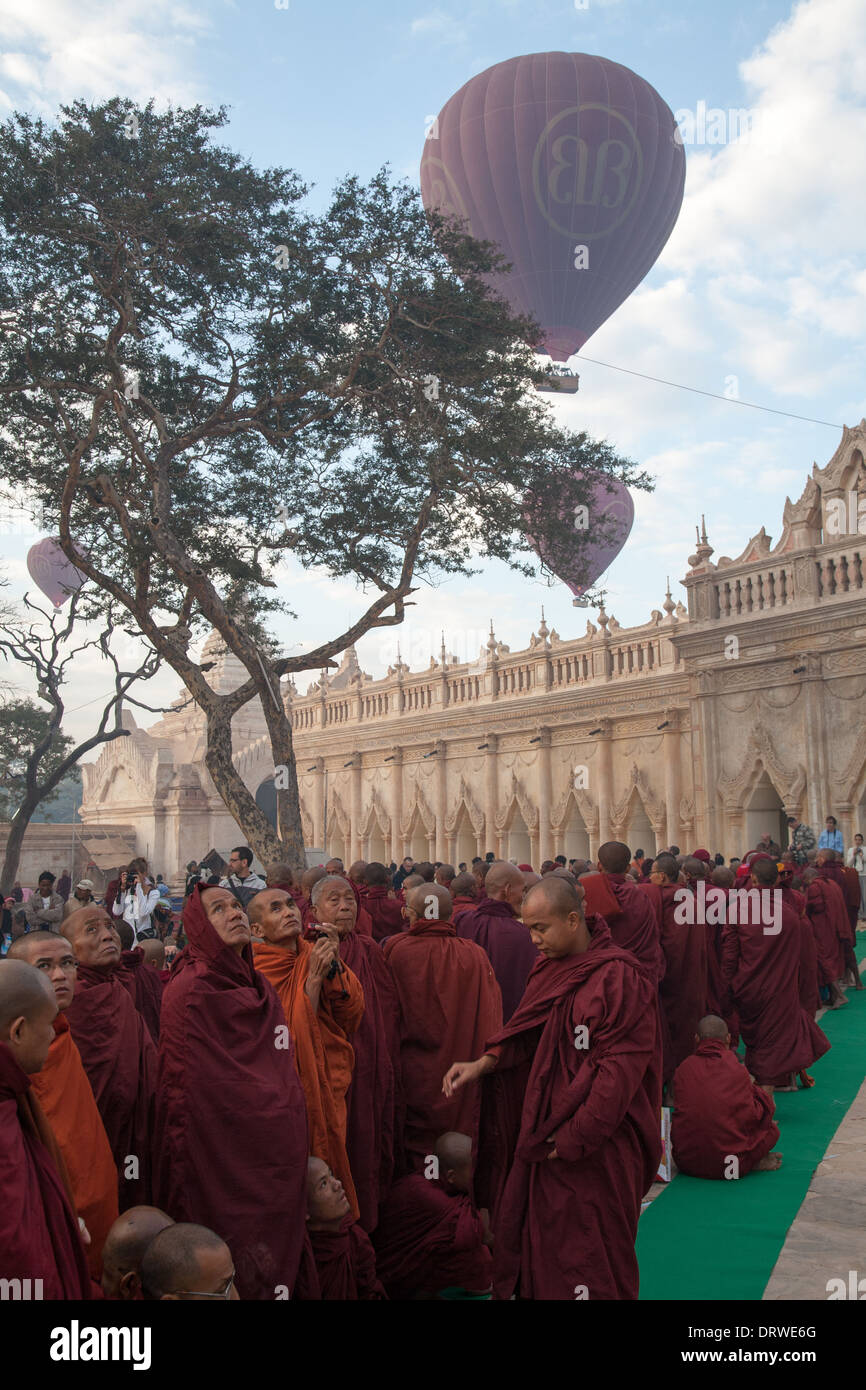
[524,874,584,918]
[348,860,367,883]
[363,862,391,888]
[140,1223,233,1301]
[750,857,779,887]
[697,1015,729,1041]
[652,854,679,883]
[682,856,707,881]
[450,872,478,900]
[434,863,456,886]
[407,883,453,923]
[597,841,632,874]
[433,1131,473,1193]
[139,938,166,969]
[102,1206,175,1300]
[301,866,326,896]
[7,929,64,961]
[0,958,56,1031]
[401,873,424,890]
[711,866,735,888]
[265,862,295,888]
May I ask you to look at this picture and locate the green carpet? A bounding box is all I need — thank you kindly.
[637,977,866,1301]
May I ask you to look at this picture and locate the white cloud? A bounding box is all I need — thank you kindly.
[409,9,469,46]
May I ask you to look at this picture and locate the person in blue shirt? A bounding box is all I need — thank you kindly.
[818,816,845,853]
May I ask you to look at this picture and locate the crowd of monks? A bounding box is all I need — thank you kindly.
[0,839,860,1301]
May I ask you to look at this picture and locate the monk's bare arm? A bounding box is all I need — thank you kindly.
[442,1051,498,1097]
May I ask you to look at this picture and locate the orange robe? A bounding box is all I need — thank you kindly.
[253,939,365,1217]
[28,1014,119,1277]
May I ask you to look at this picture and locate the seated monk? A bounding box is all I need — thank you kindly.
[249,888,364,1217]
[671,1015,781,1179]
[303,1157,387,1300]
[154,885,309,1300]
[0,960,91,1297]
[309,875,400,1231]
[450,873,480,928]
[140,1222,239,1301]
[361,862,405,942]
[62,906,157,1210]
[384,885,502,1170]
[455,861,540,1021]
[102,1205,174,1299]
[374,1132,493,1300]
[444,876,662,1301]
[596,841,665,983]
[8,932,118,1277]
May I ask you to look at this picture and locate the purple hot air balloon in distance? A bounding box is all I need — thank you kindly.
[421,52,686,361]
[525,473,634,603]
[26,538,86,608]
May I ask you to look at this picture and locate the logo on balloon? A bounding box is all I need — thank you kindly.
[421,157,470,228]
[532,104,643,241]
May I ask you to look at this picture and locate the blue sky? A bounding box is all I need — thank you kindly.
[1,0,865,738]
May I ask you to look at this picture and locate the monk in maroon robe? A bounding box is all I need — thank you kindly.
[383,884,502,1169]
[309,874,401,1231]
[455,861,539,1021]
[361,862,406,942]
[597,842,665,983]
[651,855,708,1085]
[780,875,820,1017]
[671,1015,781,1178]
[154,885,310,1299]
[722,859,829,1091]
[445,876,662,1301]
[116,946,163,1042]
[449,872,480,929]
[374,1132,493,1298]
[803,861,849,1006]
[303,1158,386,1300]
[62,906,156,1210]
[0,959,91,1298]
[829,853,863,987]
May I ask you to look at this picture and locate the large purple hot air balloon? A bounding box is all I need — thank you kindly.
[421,52,685,361]
[525,473,634,602]
[26,538,86,608]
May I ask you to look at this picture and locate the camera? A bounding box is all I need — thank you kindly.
[306,928,339,981]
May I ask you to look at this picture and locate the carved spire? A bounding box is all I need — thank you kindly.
[487,619,498,653]
[596,604,609,635]
[662,576,676,619]
[537,605,550,643]
[440,630,448,669]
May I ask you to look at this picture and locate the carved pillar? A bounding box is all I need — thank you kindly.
[389,748,403,864]
[350,755,362,863]
[596,719,613,847]
[693,671,720,852]
[484,734,499,857]
[798,654,827,828]
[534,727,552,866]
[662,710,682,850]
[434,740,447,861]
[310,757,325,849]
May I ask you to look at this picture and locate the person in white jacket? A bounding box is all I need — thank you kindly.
[846,834,866,920]
[112,861,160,942]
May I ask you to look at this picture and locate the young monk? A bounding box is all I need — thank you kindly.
[596,841,665,983]
[309,875,400,1231]
[0,959,91,1297]
[249,887,364,1217]
[374,1131,493,1300]
[444,876,662,1300]
[360,862,405,942]
[8,931,118,1276]
[303,1157,386,1300]
[671,1015,781,1178]
[383,884,502,1170]
[154,885,309,1299]
[455,861,540,1021]
[62,906,156,1210]
[101,1206,175,1300]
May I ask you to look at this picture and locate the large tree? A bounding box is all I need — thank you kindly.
[0,98,648,870]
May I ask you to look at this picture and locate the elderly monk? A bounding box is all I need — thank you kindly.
[455,861,540,1021]
[596,841,665,983]
[0,960,91,1297]
[722,859,829,1093]
[8,932,118,1276]
[444,876,662,1301]
[154,885,309,1299]
[140,1222,239,1301]
[303,1157,387,1301]
[361,862,405,942]
[62,906,156,1210]
[646,854,708,1085]
[249,887,364,1217]
[671,1016,781,1179]
[309,875,400,1231]
[383,885,502,1170]
[374,1131,493,1300]
[102,1205,174,1300]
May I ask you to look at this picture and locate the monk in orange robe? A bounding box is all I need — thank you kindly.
[249,888,365,1218]
[9,931,118,1277]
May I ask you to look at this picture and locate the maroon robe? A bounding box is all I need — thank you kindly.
[781,884,820,1015]
[479,916,662,1301]
[65,961,157,1210]
[0,1043,91,1298]
[671,1038,779,1178]
[331,928,401,1231]
[657,882,708,1084]
[383,921,502,1168]
[455,897,539,1022]
[362,885,405,943]
[155,885,310,1299]
[374,1173,492,1298]
[116,947,163,1042]
[307,1216,387,1300]
[721,894,829,1083]
[805,875,848,985]
[602,872,665,983]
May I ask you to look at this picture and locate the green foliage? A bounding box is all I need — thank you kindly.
[0,698,78,821]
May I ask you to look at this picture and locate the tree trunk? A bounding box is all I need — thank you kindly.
[259,678,305,872]
[203,710,304,873]
[0,795,44,899]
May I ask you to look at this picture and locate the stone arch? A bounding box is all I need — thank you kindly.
[360,789,391,863]
[495,775,538,863]
[325,787,351,865]
[718,726,806,821]
[743,768,788,853]
[549,788,593,859]
[610,765,665,852]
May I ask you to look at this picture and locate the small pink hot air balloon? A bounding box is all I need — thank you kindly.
[525,473,634,603]
[26,538,86,608]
